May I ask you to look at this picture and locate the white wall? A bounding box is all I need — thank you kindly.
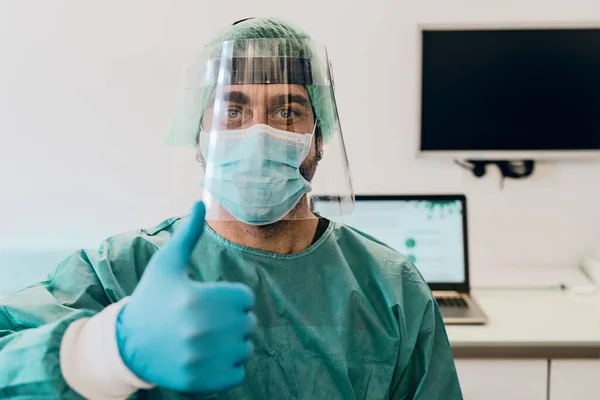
[0,0,599,278]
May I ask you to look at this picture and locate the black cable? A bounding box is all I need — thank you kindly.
[497,160,535,179]
[454,159,536,185]
[453,159,474,171]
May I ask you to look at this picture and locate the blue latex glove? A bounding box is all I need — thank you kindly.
[116,201,256,393]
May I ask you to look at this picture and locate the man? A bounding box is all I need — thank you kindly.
[0,17,462,399]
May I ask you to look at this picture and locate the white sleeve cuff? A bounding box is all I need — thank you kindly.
[60,298,155,400]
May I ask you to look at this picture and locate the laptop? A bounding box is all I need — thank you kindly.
[312,194,487,325]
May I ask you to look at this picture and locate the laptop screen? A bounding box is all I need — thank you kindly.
[313,197,466,284]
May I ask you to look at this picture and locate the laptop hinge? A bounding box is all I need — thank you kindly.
[432,290,461,297]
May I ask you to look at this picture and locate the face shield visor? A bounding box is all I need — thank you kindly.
[167,38,354,225]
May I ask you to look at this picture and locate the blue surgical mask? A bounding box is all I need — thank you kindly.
[199,124,313,225]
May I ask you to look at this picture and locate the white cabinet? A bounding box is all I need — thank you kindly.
[455,359,548,400]
[549,360,600,400]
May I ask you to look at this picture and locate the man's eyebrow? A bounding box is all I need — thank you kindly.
[222,90,251,105]
[268,93,310,108]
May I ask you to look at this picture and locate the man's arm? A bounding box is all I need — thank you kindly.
[0,231,160,399]
[390,298,463,400]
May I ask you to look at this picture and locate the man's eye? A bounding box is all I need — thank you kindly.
[227,109,242,119]
[277,108,299,119]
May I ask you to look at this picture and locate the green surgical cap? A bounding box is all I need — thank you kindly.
[209,17,310,44]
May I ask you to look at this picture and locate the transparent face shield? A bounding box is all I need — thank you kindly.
[167,38,354,225]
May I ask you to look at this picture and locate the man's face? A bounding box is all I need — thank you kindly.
[201,84,321,181]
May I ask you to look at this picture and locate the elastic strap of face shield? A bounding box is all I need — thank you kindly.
[232,18,255,25]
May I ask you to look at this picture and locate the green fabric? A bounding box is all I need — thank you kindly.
[0,219,462,399]
[165,17,338,147]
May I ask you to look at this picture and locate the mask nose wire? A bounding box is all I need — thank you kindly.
[195,113,318,163]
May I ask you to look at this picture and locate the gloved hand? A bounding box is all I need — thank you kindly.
[116,201,256,393]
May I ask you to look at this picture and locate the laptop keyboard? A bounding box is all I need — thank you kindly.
[435,296,469,309]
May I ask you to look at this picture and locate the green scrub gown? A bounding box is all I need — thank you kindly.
[0,218,463,399]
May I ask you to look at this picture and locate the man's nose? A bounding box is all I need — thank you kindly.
[250,108,268,126]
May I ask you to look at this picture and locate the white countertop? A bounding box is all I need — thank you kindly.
[447,288,600,357]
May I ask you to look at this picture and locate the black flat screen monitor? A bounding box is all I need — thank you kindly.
[420,27,600,159]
